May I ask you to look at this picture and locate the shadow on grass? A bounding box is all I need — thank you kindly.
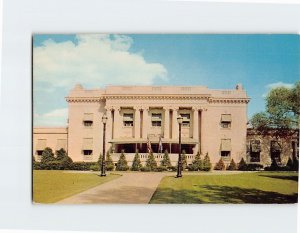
[258,174,298,182]
[150,185,298,204]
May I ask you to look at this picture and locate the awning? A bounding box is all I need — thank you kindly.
[83,113,93,121]
[123,116,133,121]
[36,139,47,150]
[221,139,231,151]
[82,138,93,150]
[56,139,67,150]
[250,140,261,153]
[221,114,232,122]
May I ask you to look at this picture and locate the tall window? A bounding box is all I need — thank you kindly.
[152,113,162,127]
[82,138,93,157]
[180,113,190,127]
[221,139,231,158]
[221,114,231,128]
[83,113,93,127]
[250,140,261,162]
[271,140,281,162]
[123,113,134,126]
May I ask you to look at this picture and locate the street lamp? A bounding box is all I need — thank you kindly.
[100,114,108,177]
[176,116,183,178]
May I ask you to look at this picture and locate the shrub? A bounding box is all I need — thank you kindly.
[202,153,212,171]
[169,165,177,172]
[238,158,247,171]
[131,152,142,171]
[214,158,225,170]
[41,147,55,164]
[116,151,129,171]
[90,164,100,171]
[227,159,237,171]
[265,159,280,171]
[181,150,188,170]
[106,151,115,171]
[70,162,97,171]
[246,163,264,171]
[155,166,168,172]
[160,150,172,168]
[140,166,151,172]
[188,152,202,171]
[145,152,157,171]
[33,162,41,170]
[286,157,294,170]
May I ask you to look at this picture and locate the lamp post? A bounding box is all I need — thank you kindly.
[100,114,108,177]
[176,116,183,178]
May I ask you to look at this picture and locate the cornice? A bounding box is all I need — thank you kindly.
[65,97,104,103]
[104,94,210,100]
[208,97,250,104]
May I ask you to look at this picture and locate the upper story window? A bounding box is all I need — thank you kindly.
[83,113,93,127]
[123,113,134,126]
[180,113,190,127]
[221,114,231,128]
[152,113,162,127]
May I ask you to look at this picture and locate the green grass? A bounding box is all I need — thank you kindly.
[33,170,120,203]
[150,172,298,204]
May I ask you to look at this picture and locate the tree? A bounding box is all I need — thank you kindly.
[189,152,202,171]
[131,152,142,171]
[202,153,212,171]
[41,147,55,164]
[116,150,129,171]
[214,158,225,170]
[106,151,115,171]
[145,152,157,171]
[238,157,247,171]
[181,150,188,170]
[55,148,73,170]
[160,150,172,168]
[250,81,300,131]
[227,159,237,171]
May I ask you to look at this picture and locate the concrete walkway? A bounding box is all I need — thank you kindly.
[57,172,166,204]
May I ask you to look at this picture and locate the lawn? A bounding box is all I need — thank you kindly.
[150,172,298,204]
[33,170,120,203]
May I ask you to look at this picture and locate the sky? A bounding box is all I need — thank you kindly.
[33,34,299,126]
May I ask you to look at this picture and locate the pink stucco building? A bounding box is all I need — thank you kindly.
[34,83,252,166]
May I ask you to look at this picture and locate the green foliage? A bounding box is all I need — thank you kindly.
[250,81,300,130]
[188,152,203,171]
[41,147,55,164]
[106,151,115,171]
[55,148,73,169]
[181,150,188,170]
[70,162,97,171]
[90,164,100,171]
[131,152,142,171]
[214,158,225,170]
[160,150,172,168]
[140,166,151,172]
[145,152,158,171]
[155,166,168,172]
[116,151,129,171]
[227,159,237,171]
[202,153,212,171]
[286,157,294,169]
[238,158,247,171]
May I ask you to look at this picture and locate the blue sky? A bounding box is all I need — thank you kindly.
[33,34,299,126]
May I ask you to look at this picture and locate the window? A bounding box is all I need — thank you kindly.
[250,140,261,162]
[123,113,133,126]
[83,150,93,156]
[180,113,190,127]
[83,113,93,127]
[152,113,162,127]
[221,139,231,158]
[271,140,281,163]
[36,150,43,156]
[221,114,231,128]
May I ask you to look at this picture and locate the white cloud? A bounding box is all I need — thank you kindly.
[33,34,168,89]
[34,108,68,126]
[262,81,294,98]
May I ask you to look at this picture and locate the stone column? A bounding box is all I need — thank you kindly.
[104,107,113,147]
[142,107,150,139]
[134,106,141,139]
[163,107,170,139]
[199,107,207,154]
[193,107,199,140]
[172,107,179,139]
[113,106,121,139]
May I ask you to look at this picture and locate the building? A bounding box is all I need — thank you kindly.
[34,83,252,166]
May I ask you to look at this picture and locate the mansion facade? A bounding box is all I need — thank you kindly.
[33,84,299,167]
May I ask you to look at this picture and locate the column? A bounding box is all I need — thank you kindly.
[113,106,121,139]
[134,106,141,139]
[199,108,207,154]
[172,107,179,139]
[104,107,113,149]
[193,107,199,140]
[163,107,170,139]
[142,107,149,139]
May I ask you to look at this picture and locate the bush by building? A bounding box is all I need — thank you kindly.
[226,159,237,171]
[145,152,158,171]
[160,150,172,169]
[181,150,188,170]
[188,152,203,171]
[106,151,115,171]
[214,158,226,170]
[202,153,212,171]
[131,152,142,171]
[238,157,247,171]
[116,151,129,171]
